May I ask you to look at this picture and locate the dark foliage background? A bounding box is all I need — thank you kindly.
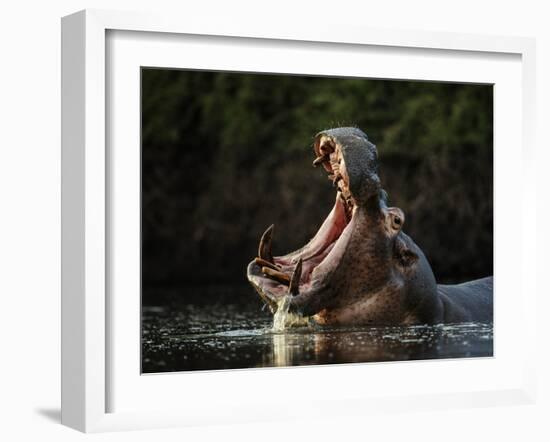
[141,69,493,305]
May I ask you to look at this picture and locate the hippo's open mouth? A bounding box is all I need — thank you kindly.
[247,134,358,312]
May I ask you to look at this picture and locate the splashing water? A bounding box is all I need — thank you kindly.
[272,295,311,332]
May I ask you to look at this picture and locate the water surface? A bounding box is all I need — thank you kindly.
[142,291,493,373]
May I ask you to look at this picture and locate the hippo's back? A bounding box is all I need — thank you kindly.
[437,276,493,323]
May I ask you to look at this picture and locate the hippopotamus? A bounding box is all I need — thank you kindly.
[247,127,493,325]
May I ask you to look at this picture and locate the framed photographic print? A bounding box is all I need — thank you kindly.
[61,9,537,432]
[140,69,495,374]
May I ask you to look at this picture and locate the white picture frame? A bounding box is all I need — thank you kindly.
[61,9,537,433]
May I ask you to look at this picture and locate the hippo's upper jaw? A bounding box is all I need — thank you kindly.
[313,128,381,208]
[246,127,384,314]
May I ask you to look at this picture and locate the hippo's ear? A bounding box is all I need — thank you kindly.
[394,236,419,268]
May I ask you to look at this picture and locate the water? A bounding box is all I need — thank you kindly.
[141,290,493,373]
[272,295,312,331]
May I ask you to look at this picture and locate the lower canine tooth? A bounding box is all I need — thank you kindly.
[288,258,303,295]
[258,225,274,263]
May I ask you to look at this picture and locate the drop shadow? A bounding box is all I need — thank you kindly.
[35,407,61,423]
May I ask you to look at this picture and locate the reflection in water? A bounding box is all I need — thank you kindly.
[142,303,493,373]
[272,333,290,367]
[266,323,492,368]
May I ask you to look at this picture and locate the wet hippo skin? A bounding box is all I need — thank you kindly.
[247,127,493,325]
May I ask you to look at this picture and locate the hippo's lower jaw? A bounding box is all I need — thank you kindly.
[247,191,355,313]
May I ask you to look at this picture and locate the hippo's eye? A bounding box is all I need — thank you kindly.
[392,216,403,230]
[387,207,404,233]
[390,214,403,231]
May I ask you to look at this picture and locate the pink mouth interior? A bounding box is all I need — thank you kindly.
[252,136,358,301]
[259,195,354,298]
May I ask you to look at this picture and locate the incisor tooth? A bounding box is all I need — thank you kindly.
[261,267,290,285]
[255,257,281,271]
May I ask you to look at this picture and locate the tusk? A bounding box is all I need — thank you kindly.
[262,267,290,285]
[258,224,274,263]
[255,257,281,271]
[313,154,329,167]
[288,258,303,296]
